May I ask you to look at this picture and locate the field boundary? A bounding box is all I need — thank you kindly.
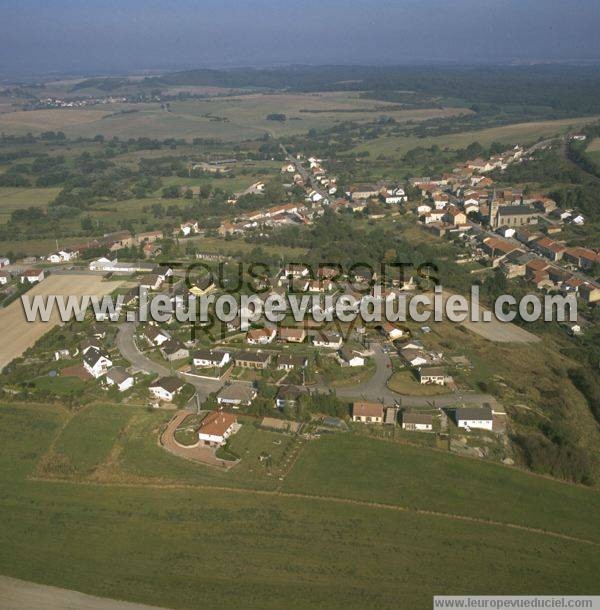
[26,475,598,546]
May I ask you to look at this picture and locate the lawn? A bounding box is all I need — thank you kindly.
[387,369,448,395]
[0,403,599,608]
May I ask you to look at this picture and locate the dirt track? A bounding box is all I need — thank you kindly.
[0,576,169,610]
[0,274,123,371]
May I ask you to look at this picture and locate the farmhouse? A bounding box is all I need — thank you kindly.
[83,347,112,378]
[352,401,384,424]
[197,411,238,448]
[402,412,434,432]
[149,376,184,402]
[104,367,134,392]
[454,406,494,431]
[419,366,446,385]
[235,350,272,369]
[217,382,256,407]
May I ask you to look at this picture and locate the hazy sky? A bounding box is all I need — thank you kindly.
[1,0,600,77]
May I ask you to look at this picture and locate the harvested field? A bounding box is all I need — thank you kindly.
[0,274,123,371]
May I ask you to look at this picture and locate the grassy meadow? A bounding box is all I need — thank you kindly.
[0,402,598,609]
[0,186,61,223]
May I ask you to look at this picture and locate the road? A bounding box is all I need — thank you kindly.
[315,342,498,408]
[116,322,224,402]
[0,575,169,610]
[279,142,331,202]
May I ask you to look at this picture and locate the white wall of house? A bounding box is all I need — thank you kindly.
[150,387,175,402]
[457,418,493,431]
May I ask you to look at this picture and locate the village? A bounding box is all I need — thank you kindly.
[0,134,597,472]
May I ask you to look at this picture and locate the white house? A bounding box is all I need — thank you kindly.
[0,257,10,267]
[192,349,231,368]
[313,333,343,349]
[455,406,493,431]
[339,345,365,367]
[20,269,45,284]
[382,322,404,341]
[105,367,134,392]
[352,401,384,423]
[47,249,78,264]
[83,347,112,378]
[149,376,184,402]
[159,340,190,362]
[402,412,433,432]
[144,326,171,346]
[197,411,239,447]
[385,187,407,204]
[180,221,199,236]
[309,190,323,203]
[419,366,446,385]
[217,382,257,407]
[246,327,276,345]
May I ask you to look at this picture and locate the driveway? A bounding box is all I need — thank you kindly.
[160,410,238,470]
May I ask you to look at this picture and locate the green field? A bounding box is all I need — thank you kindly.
[0,402,599,609]
[353,115,600,159]
[46,404,134,475]
[0,186,61,223]
[0,94,468,141]
[0,236,85,257]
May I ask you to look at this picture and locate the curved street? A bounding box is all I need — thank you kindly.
[118,323,497,409]
[116,322,225,402]
[315,343,498,408]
